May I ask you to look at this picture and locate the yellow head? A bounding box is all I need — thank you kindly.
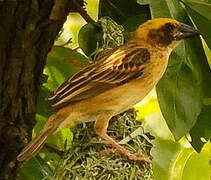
[133,18,200,48]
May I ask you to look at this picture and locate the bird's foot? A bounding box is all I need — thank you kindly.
[101,148,151,163]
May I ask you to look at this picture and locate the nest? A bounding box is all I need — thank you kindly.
[52,110,154,180]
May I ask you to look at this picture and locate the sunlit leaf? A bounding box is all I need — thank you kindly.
[47,128,73,151]
[151,140,211,180]
[135,98,160,120]
[144,112,174,140]
[182,0,211,49]
[85,0,99,21]
[202,39,211,67]
[151,137,181,180]
[55,14,86,48]
[181,142,211,180]
[135,89,174,139]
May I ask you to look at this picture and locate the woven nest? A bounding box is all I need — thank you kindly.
[52,109,154,180]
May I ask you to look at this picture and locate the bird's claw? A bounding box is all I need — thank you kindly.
[101,148,151,163]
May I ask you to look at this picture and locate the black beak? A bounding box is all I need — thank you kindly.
[175,23,200,40]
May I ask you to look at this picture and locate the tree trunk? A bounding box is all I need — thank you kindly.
[0,0,70,179]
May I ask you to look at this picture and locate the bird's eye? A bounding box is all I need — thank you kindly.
[164,23,175,32]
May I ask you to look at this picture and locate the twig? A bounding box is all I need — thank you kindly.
[72,46,80,52]
[72,0,96,23]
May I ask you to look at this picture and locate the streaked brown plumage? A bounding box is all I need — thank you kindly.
[17,18,200,162]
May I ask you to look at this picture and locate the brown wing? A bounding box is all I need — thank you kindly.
[49,43,150,109]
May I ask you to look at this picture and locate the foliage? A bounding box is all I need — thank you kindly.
[181,0,211,49]
[151,138,211,180]
[18,156,53,180]
[18,0,211,180]
[152,0,211,150]
[135,92,211,180]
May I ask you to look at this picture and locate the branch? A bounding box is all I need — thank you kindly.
[72,0,96,23]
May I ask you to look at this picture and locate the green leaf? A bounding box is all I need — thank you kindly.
[180,142,211,180]
[189,105,211,151]
[78,23,103,56]
[45,46,90,90]
[143,111,174,140]
[85,0,99,21]
[156,40,204,140]
[99,0,150,30]
[151,138,181,180]
[182,0,211,49]
[151,138,211,180]
[36,86,52,118]
[151,0,211,147]
[122,14,148,32]
[19,156,53,180]
[144,105,211,179]
[202,39,211,67]
[183,0,211,20]
[34,114,48,138]
[36,46,90,127]
[47,128,73,151]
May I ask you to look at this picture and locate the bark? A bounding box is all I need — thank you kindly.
[0,0,71,179]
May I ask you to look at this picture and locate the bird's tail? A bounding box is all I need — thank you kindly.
[17,126,57,162]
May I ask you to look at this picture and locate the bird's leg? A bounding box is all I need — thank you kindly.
[94,113,151,163]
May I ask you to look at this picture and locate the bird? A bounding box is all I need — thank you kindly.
[17,18,200,162]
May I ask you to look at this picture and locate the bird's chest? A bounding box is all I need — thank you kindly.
[98,53,169,113]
